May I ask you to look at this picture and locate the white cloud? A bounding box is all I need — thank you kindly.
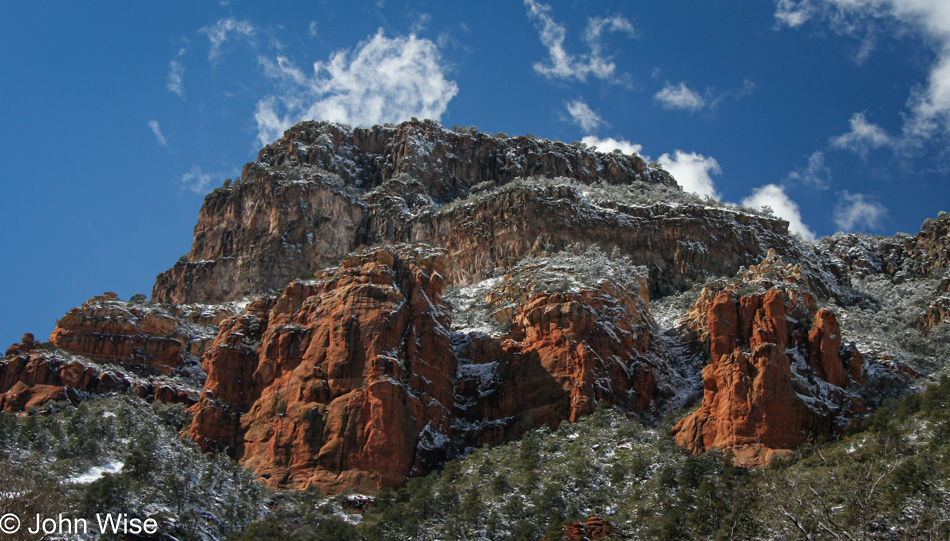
[566,100,604,132]
[166,60,185,97]
[657,150,722,200]
[254,30,458,146]
[200,18,256,61]
[774,0,815,28]
[181,166,215,194]
[741,184,817,241]
[775,0,950,151]
[829,112,893,155]
[411,13,432,34]
[584,15,638,54]
[148,120,168,148]
[786,150,832,188]
[524,0,636,82]
[308,21,319,38]
[654,82,707,112]
[834,191,887,230]
[580,136,643,156]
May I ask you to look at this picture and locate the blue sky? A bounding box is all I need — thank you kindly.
[2,0,949,346]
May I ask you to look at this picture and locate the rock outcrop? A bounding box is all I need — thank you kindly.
[0,347,201,413]
[49,293,227,375]
[0,293,232,414]
[672,286,867,466]
[542,517,622,540]
[184,243,660,493]
[154,120,796,305]
[454,272,655,447]
[185,245,456,494]
[0,351,130,412]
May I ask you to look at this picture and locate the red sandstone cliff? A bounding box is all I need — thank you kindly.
[0,294,232,413]
[672,285,866,465]
[184,244,659,493]
[185,245,457,494]
[454,271,655,447]
[49,292,227,374]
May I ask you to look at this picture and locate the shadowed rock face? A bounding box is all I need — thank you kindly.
[153,120,795,305]
[671,288,868,466]
[454,280,655,448]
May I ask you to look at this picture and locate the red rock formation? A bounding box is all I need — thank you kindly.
[185,245,457,494]
[0,351,130,412]
[672,287,865,466]
[49,293,223,375]
[808,309,847,387]
[455,280,655,448]
[5,333,37,357]
[542,516,622,540]
[918,296,950,334]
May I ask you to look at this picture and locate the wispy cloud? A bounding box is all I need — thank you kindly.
[524,0,636,83]
[254,29,458,146]
[308,21,319,38]
[654,82,706,112]
[775,0,950,155]
[166,60,185,97]
[410,13,432,34]
[829,112,893,156]
[148,120,168,148]
[774,0,815,28]
[658,150,722,200]
[654,78,757,112]
[741,183,816,241]
[834,190,887,231]
[566,99,604,132]
[584,15,639,55]
[181,166,216,194]
[200,18,256,62]
[580,136,643,156]
[786,150,832,188]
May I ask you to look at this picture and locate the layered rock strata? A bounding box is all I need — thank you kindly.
[154,120,795,304]
[49,293,226,374]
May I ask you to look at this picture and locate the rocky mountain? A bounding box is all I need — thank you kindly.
[2,119,949,539]
[152,119,797,304]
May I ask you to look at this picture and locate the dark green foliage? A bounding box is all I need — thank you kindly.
[230,379,950,540]
[1,395,264,540]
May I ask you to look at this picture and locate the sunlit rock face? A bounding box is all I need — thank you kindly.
[672,286,868,466]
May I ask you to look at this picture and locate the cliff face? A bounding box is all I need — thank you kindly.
[49,292,225,374]
[254,120,672,202]
[669,253,896,466]
[183,244,660,493]
[184,245,456,493]
[0,294,236,413]
[154,120,794,304]
[453,256,656,447]
[10,119,948,500]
